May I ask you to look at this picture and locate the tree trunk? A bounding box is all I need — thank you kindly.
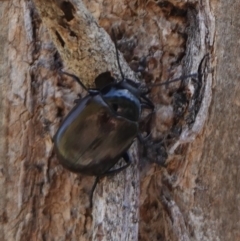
[1,0,239,241]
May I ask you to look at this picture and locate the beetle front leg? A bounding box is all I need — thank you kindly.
[59,70,89,92]
[141,95,154,110]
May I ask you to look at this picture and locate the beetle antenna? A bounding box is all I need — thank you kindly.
[147,73,198,87]
[59,70,89,92]
[112,29,125,80]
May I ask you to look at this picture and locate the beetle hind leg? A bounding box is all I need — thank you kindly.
[102,152,132,176]
[89,153,131,207]
[90,176,100,208]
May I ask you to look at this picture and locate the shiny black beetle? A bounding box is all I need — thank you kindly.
[54,30,158,178]
[54,32,197,180]
[54,67,154,176]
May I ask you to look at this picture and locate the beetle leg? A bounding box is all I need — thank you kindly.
[141,102,154,110]
[137,133,151,145]
[102,153,132,176]
[88,89,100,95]
[141,95,154,110]
[140,97,155,131]
[89,154,131,207]
[90,176,100,208]
[139,99,154,138]
[59,70,89,92]
[74,94,81,104]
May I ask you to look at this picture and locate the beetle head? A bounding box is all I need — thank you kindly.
[100,79,141,122]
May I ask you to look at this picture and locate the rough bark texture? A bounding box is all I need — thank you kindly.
[32,0,137,86]
[1,0,240,241]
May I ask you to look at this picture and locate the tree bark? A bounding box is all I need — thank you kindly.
[1,0,240,241]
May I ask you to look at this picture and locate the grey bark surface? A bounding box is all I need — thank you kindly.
[183,2,240,240]
[0,0,240,241]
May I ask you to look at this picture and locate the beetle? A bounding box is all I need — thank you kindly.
[54,28,159,178]
[54,70,154,176]
[53,32,198,205]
